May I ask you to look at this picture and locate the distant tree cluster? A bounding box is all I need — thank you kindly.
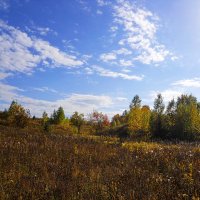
[127,94,200,140]
[1,93,200,140]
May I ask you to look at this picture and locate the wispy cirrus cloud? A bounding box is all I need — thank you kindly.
[172,78,200,88]
[0,0,9,10]
[26,26,58,36]
[0,20,83,75]
[33,87,58,93]
[96,0,111,7]
[0,72,12,80]
[87,66,143,81]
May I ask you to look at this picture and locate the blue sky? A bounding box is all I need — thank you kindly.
[0,0,200,117]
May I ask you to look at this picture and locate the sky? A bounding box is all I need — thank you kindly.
[0,0,200,118]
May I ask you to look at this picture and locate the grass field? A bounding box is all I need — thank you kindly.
[1,126,200,199]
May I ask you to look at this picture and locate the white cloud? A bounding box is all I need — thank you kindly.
[77,0,91,12]
[33,26,57,36]
[150,89,183,103]
[119,59,133,67]
[0,20,83,74]
[112,0,170,65]
[100,52,117,62]
[97,0,111,7]
[172,78,200,88]
[171,55,179,61]
[33,87,58,93]
[99,48,132,64]
[0,0,9,10]
[0,82,129,117]
[121,69,131,73]
[97,9,103,15]
[91,66,143,80]
[114,48,132,55]
[0,72,12,80]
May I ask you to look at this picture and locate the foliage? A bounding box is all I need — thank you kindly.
[89,111,110,133]
[129,95,141,109]
[128,105,151,135]
[70,112,84,134]
[7,101,30,128]
[151,94,165,138]
[50,107,65,125]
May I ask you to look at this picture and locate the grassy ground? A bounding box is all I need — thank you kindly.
[0,126,200,199]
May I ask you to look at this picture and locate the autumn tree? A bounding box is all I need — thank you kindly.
[141,105,151,133]
[89,111,110,133]
[128,106,142,134]
[128,95,150,135]
[70,111,84,134]
[7,100,30,128]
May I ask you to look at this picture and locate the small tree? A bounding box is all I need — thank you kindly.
[51,107,65,124]
[89,111,110,133]
[151,94,165,138]
[129,95,141,109]
[8,100,30,128]
[42,111,48,124]
[70,112,84,134]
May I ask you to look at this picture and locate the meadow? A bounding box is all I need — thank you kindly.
[1,125,200,200]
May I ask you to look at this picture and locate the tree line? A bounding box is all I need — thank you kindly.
[0,93,200,140]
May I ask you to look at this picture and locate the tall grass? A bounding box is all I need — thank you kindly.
[0,126,200,199]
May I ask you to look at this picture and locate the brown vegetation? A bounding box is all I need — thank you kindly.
[1,125,200,199]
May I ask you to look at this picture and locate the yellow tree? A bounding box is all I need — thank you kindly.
[128,107,142,133]
[141,105,151,133]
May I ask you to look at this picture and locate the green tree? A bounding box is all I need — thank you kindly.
[151,94,165,138]
[51,107,65,124]
[175,95,200,140]
[163,99,176,138]
[129,95,141,109]
[42,111,48,124]
[70,112,84,134]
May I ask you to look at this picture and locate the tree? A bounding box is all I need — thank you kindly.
[111,114,122,126]
[176,94,197,107]
[163,99,176,138]
[151,94,165,138]
[8,100,30,128]
[141,105,151,133]
[128,105,151,135]
[89,111,110,133]
[175,96,200,140]
[51,107,65,124]
[70,112,84,134]
[42,111,48,124]
[129,95,141,109]
[128,106,142,134]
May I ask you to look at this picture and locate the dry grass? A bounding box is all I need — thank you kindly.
[0,126,200,199]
